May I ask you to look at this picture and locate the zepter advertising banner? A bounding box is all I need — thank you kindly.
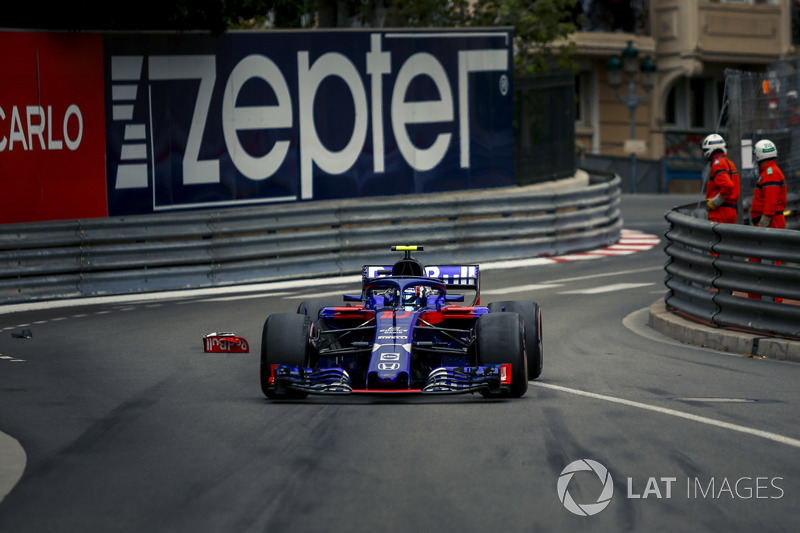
[0,32,107,223]
[103,30,514,216]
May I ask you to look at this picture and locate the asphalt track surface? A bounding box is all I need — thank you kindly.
[1,194,799,532]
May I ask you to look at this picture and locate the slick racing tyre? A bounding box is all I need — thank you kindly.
[476,312,528,398]
[296,299,343,320]
[261,313,312,399]
[488,300,543,380]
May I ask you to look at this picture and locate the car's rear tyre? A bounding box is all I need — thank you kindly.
[261,313,311,399]
[476,312,528,398]
[296,299,342,320]
[488,300,543,380]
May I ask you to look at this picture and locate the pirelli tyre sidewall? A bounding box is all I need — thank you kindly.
[487,300,543,380]
[261,313,311,399]
[476,312,528,398]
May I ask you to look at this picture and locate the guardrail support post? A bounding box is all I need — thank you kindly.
[726,72,744,224]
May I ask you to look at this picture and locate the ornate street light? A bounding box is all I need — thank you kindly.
[606,41,657,193]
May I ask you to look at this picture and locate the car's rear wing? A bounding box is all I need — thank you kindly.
[362,264,479,289]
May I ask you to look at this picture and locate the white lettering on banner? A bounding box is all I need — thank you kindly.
[298,51,368,200]
[366,33,391,173]
[63,105,83,150]
[26,106,44,150]
[114,32,509,199]
[391,52,453,172]
[47,107,64,150]
[222,54,293,181]
[458,50,508,168]
[0,105,82,152]
[9,106,25,150]
[149,55,218,184]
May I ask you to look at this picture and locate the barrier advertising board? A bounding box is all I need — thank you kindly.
[1,29,514,222]
[104,30,514,216]
[0,32,107,223]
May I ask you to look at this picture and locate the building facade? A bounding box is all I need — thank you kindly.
[573,0,795,191]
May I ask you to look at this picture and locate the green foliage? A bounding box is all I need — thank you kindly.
[388,0,472,28]
[387,0,579,75]
[229,0,318,29]
[470,0,579,75]
[5,0,578,73]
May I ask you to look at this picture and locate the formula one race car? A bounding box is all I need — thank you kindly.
[260,246,542,399]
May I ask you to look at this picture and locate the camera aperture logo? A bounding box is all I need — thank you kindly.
[557,459,614,516]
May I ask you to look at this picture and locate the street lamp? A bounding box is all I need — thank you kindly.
[606,41,656,193]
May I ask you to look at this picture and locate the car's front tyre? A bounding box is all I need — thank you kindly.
[488,300,543,380]
[261,313,312,399]
[476,312,528,398]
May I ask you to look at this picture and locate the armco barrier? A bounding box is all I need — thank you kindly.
[664,197,800,340]
[0,173,621,305]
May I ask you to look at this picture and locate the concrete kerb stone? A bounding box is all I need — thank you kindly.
[0,431,25,504]
[648,298,800,363]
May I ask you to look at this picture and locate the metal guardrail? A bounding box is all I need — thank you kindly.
[664,196,800,340]
[0,173,621,305]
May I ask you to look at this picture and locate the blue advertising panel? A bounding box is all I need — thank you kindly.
[103,30,514,216]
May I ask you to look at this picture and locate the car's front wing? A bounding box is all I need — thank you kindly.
[269,364,513,395]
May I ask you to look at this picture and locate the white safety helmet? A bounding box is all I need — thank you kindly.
[753,139,777,162]
[701,133,727,160]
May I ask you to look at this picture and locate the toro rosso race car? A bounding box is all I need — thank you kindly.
[260,246,542,399]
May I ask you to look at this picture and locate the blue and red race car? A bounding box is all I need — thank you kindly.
[260,246,542,399]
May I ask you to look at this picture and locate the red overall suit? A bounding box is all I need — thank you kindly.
[706,153,739,224]
[751,159,787,229]
[748,158,787,301]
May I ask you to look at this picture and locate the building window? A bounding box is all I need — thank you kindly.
[575,72,590,126]
[574,0,646,33]
[690,78,706,128]
[665,77,725,131]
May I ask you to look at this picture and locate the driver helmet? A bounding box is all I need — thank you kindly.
[402,285,428,307]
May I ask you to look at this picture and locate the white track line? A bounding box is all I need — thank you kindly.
[534,382,800,449]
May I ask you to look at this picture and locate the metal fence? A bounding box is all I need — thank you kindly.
[578,154,665,194]
[515,72,575,185]
[0,173,621,305]
[664,198,800,340]
[724,66,800,207]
